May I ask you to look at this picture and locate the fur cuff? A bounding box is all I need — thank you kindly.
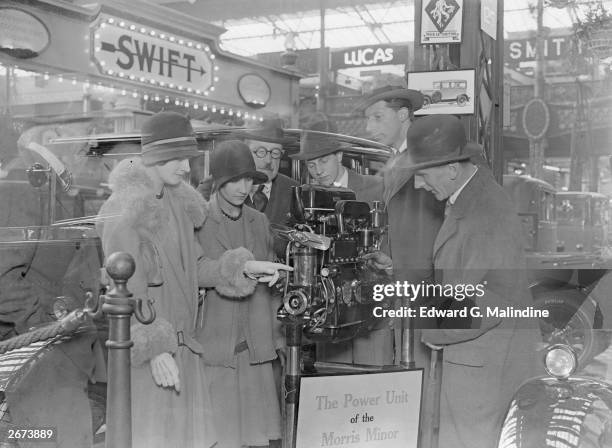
[215,247,257,298]
[131,318,178,366]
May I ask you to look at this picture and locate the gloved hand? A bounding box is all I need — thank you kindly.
[244,260,293,287]
[361,251,393,273]
[150,352,181,392]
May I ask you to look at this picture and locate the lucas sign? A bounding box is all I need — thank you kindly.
[295,370,422,448]
[331,45,407,70]
[91,17,214,93]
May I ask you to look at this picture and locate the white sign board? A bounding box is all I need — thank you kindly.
[481,0,498,39]
[295,370,423,448]
[420,0,463,44]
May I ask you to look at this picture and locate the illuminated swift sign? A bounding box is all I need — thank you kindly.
[91,16,217,95]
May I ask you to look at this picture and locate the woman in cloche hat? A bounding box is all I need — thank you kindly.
[196,140,291,448]
[97,112,289,448]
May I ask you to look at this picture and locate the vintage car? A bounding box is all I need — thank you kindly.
[502,175,611,365]
[497,342,612,448]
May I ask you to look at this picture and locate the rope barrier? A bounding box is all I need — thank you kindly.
[0,310,88,354]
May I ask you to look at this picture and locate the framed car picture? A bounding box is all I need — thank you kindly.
[406,69,476,116]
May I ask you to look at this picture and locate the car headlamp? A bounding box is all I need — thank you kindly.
[544,344,577,379]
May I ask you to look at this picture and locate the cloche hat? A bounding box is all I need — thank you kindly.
[140,111,201,166]
[210,140,268,188]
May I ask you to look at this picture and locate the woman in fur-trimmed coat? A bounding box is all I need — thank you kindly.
[197,140,287,448]
[97,156,256,448]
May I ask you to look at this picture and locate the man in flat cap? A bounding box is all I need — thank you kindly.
[358,87,445,370]
[402,114,539,448]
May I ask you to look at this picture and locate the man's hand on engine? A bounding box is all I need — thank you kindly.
[244,261,293,287]
[362,251,393,273]
[150,352,181,392]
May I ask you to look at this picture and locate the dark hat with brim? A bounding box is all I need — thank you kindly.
[398,115,483,171]
[140,111,201,166]
[210,139,268,188]
[236,118,291,144]
[289,131,349,161]
[354,86,424,113]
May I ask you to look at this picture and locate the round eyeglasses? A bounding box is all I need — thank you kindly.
[253,147,283,159]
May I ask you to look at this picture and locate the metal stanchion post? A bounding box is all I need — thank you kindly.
[89,252,155,448]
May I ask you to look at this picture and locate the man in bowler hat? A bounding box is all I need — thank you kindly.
[401,114,539,448]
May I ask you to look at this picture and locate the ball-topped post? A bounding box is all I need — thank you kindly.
[106,251,136,283]
[100,251,155,448]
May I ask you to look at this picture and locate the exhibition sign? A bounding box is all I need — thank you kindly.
[295,370,423,448]
[420,0,463,44]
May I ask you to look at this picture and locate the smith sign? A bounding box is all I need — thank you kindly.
[91,18,213,93]
[505,35,576,64]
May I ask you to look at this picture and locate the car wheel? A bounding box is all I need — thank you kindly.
[457,94,468,106]
[422,96,431,107]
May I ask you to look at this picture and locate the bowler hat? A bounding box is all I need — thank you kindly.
[354,86,424,113]
[401,115,482,171]
[237,118,291,144]
[141,111,201,166]
[210,140,268,188]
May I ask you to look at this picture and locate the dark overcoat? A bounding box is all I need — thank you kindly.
[265,173,299,226]
[347,169,383,206]
[421,167,540,448]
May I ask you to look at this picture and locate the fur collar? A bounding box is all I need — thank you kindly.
[97,158,207,237]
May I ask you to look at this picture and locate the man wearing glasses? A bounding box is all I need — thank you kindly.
[239,119,299,228]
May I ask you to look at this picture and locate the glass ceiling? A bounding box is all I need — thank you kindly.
[210,0,612,56]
